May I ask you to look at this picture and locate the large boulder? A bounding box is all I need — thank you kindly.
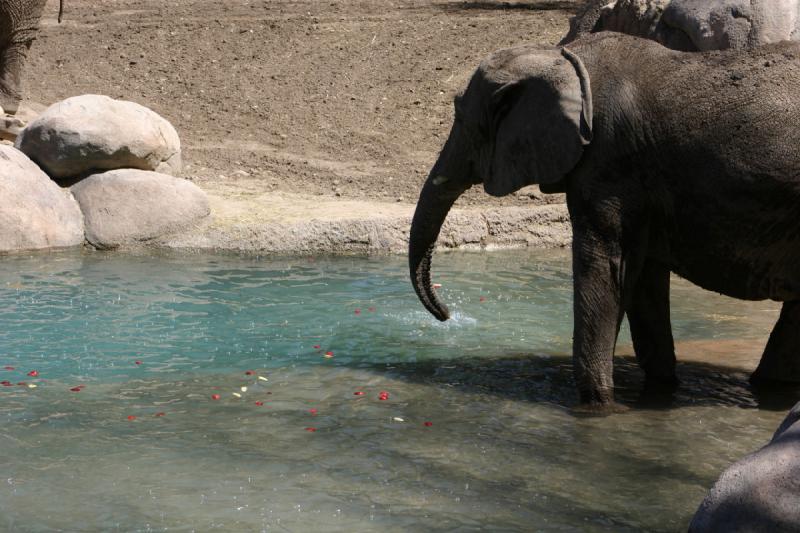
[690,402,800,532]
[15,95,181,183]
[0,145,84,251]
[71,169,209,249]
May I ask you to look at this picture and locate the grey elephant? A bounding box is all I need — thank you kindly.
[0,0,61,116]
[561,0,800,51]
[408,32,800,406]
[690,402,800,531]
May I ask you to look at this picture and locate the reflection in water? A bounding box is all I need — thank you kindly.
[0,249,794,531]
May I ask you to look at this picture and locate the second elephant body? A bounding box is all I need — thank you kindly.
[562,0,800,51]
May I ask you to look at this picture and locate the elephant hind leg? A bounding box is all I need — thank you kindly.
[751,301,800,383]
[627,260,678,386]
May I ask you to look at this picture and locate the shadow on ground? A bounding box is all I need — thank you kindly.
[355,353,800,412]
[437,1,581,12]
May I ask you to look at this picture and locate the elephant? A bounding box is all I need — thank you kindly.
[0,0,61,117]
[690,401,800,531]
[561,0,800,51]
[408,32,800,407]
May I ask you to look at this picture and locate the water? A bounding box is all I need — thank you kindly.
[0,249,793,531]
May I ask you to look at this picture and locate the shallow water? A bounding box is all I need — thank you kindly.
[0,249,793,531]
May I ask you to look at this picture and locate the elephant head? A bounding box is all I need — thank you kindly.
[409,45,592,320]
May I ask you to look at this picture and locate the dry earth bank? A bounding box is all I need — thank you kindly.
[24,0,580,252]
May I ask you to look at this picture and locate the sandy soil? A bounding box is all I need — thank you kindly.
[24,0,579,216]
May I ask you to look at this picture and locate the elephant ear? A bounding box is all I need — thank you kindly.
[485,47,592,197]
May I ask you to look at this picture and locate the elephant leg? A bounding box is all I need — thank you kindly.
[626,260,677,385]
[571,222,645,406]
[0,40,29,114]
[750,301,800,383]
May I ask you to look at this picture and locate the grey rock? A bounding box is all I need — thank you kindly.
[0,145,84,252]
[71,169,209,249]
[690,401,800,532]
[16,95,181,182]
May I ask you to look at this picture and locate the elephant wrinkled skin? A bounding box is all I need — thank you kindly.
[0,0,53,115]
[561,0,800,51]
[409,33,800,406]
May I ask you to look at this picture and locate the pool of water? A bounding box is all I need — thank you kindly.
[0,249,793,531]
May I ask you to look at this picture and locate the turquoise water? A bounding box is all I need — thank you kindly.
[0,250,791,531]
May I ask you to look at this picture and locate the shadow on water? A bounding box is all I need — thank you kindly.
[354,353,800,412]
[435,1,581,13]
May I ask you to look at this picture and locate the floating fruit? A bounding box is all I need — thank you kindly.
[27,370,38,377]
[424,421,433,427]
[353,391,364,396]
[255,401,264,406]
[304,427,317,432]
[211,394,221,400]
[309,408,318,415]
[127,415,136,421]
[245,370,255,375]
[154,412,166,417]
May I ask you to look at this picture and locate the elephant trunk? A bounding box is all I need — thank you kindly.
[409,171,470,321]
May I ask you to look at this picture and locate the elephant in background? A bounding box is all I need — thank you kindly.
[561,0,800,51]
[0,0,61,116]
[408,33,800,406]
[690,401,800,531]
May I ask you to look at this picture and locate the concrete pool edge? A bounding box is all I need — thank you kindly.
[150,198,572,255]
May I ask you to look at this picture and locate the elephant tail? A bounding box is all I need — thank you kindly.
[58,0,64,23]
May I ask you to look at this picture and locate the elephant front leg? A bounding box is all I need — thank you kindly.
[571,230,632,406]
[751,301,800,384]
[626,260,677,386]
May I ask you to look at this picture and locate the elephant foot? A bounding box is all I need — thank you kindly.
[637,375,679,408]
[643,372,679,390]
[575,385,622,414]
[0,113,26,142]
[0,102,40,142]
[570,400,630,417]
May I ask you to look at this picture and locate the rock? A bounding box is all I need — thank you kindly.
[690,401,800,532]
[15,95,181,182]
[0,145,84,252]
[71,169,209,249]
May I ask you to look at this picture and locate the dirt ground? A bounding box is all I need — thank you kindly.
[25,0,579,212]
